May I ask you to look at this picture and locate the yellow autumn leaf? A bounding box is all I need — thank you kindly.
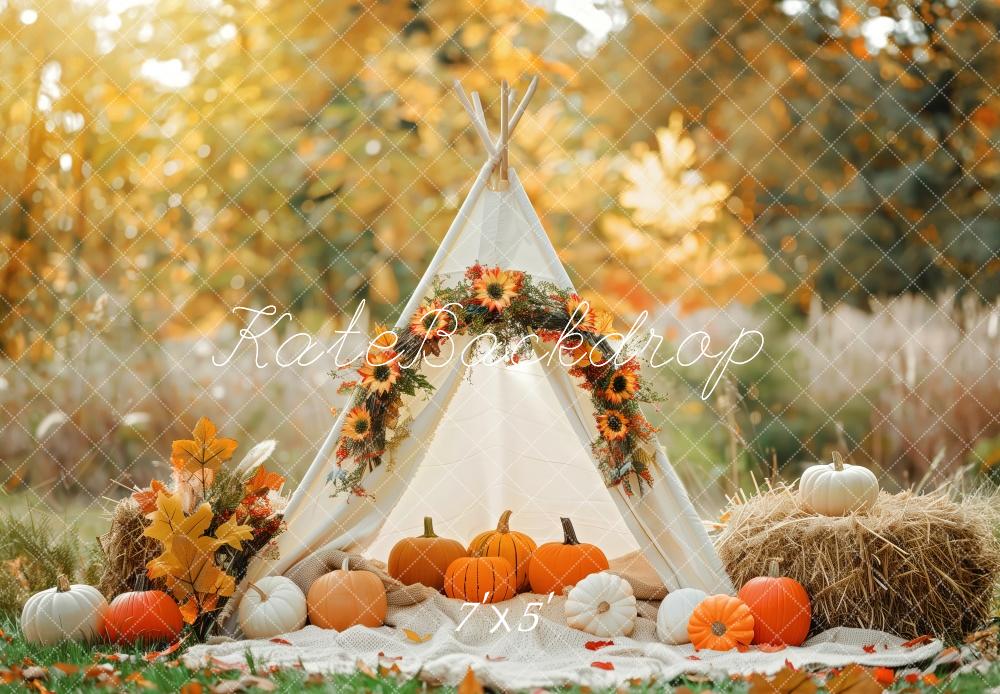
[402,628,432,644]
[170,417,238,476]
[142,491,186,544]
[214,516,254,550]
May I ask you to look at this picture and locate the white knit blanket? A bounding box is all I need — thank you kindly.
[184,592,943,690]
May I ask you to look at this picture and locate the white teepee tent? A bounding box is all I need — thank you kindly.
[246,80,733,596]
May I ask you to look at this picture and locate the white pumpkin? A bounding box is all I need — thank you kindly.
[800,451,879,516]
[564,572,636,637]
[238,576,307,639]
[655,588,707,644]
[20,575,108,646]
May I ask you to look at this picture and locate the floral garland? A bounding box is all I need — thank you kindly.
[329,264,664,498]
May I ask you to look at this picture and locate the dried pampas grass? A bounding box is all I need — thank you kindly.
[96,498,161,598]
[716,486,1000,641]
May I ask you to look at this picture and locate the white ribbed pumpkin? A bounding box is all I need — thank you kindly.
[655,588,707,644]
[564,572,636,637]
[238,576,307,639]
[20,576,108,645]
[800,451,879,516]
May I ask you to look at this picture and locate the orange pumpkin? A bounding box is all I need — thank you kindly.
[307,557,388,630]
[387,517,467,591]
[444,553,516,604]
[468,510,537,592]
[687,594,755,651]
[737,559,811,646]
[101,590,184,644]
[528,517,609,596]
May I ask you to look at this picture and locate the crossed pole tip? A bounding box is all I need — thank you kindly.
[453,76,540,190]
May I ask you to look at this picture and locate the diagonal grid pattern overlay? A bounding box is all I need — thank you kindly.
[0,0,998,685]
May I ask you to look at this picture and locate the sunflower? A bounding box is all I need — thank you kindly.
[472,268,523,313]
[342,407,373,441]
[357,350,400,395]
[603,368,639,404]
[409,300,452,339]
[596,411,629,441]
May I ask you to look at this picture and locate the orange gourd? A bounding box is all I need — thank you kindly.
[444,552,516,604]
[687,594,755,651]
[387,517,467,591]
[101,590,183,644]
[468,510,537,592]
[737,559,811,646]
[527,517,609,596]
[307,557,388,630]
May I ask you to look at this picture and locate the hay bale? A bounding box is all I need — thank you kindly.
[96,499,162,598]
[716,486,1000,641]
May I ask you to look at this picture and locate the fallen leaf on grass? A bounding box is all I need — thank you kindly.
[355,659,376,678]
[457,667,484,694]
[403,628,432,644]
[825,664,883,694]
[50,663,78,676]
[584,640,614,651]
[377,652,403,661]
[305,672,325,685]
[591,661,615,671]
[21,667,47,682]
[145,638,185,662]
[210,675,276,693]
[747,666,817,694]
[180,683,204,694]
[125,671,156,689]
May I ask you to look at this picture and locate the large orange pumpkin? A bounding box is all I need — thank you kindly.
[687,594,755,651]
[468,510,537,592]
[737,559,811,646]
[101,590,184,644]
[444,553,516,604]
[527,517,608,596]
[307,557,388,630]
[387,517,467,591]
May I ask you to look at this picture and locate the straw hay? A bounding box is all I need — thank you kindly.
[96,498,161,598]
[716,486,1000,641]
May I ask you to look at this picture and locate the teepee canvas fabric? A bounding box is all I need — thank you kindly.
[241,146,734,597]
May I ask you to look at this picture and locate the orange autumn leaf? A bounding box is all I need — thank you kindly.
[748,667,817,694]
[456,667,484,694]
[246,466,285,494]
[171,417,238,476]
[132,480,167,514]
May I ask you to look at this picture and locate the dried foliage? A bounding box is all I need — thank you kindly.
[96,499,162,599]
[716,485,1000,640]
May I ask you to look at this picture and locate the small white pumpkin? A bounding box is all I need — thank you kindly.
[655,587,707,644]
[238,576,307,639]
[564,572,636,637]
[20,575,108,646]
[800,451,879,516]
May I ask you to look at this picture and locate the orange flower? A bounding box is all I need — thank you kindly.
[472,268,523,313]
[564,342,605,368]
[410,300,452,339]
[589,309,614,335]
[370,323,398,349]
[358,350,400,395]
[596,411,629,441]
[342,407,373,441]
[603,368,639,404]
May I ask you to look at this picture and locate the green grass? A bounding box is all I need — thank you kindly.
[1,616,997,693]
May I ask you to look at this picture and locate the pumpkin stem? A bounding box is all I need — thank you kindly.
[496,510,512,534]
[248,583,268,601]
[341,556,352,572]
[560,517,580,546]
[597,601,611,614]
[422,516,438,538]
[831,451,845,471]
[56,575,71,592]
[767,558,781,578]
